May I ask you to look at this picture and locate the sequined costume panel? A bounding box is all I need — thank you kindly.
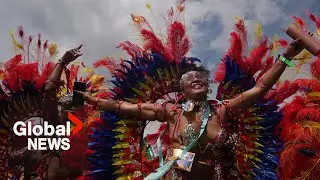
[164,105,240,180]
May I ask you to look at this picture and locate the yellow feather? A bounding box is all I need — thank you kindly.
[223,81,231,90]
[170,66,177,79]
[113,152,127,158]
[0,72,4,80]
[308,92,320,97]
[82,67,93,73]
[124,98,139,103]
[271,35,280,55]
[15,42,24,50]
[300,121,320,129]
[145,76,156,86]
[113,126,130,133]
[112,160,131,166]
[116,175,132,180]
[165,69,170,80]
[247,154,262,163]
[234,16,242,22]
[48,43,58,56]
[115,134,129,140]
[243,117,264,123]
[113,169,124,175]
[249,125,263,130]
[157,69,163,79]
[294,49,313,73]
[90,75,105,86]
[115,120,135,125]
[112,142,130,149]
[132,87,147,98]
[138,82,152,91]
[255,22,263,39]
[254,142,264,147]
[176,64,180,74]
[146,3,152,9]
[10,30,18,52]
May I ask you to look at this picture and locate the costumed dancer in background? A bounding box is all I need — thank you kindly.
[75,1,318,180]
[276,12,320,179]
[0,28,101,179]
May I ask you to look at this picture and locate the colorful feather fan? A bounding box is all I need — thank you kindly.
[86,1,198,179]
[214,17,285,179]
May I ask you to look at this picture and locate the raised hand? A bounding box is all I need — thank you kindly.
[61,44,83,64]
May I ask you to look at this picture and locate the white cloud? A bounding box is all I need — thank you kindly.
[0,0,317,70]
[206,0,287,51]
[0,0,286,63]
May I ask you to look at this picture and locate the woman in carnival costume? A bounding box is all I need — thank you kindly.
[0,28,102,179]
[76,1,320,180]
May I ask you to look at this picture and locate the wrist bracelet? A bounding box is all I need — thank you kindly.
[116,101,125,112]
[57,59,67,66]
[279,55,294,67]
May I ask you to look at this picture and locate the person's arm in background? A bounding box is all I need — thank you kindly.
[223,39,304,115]
[42,45,82,125]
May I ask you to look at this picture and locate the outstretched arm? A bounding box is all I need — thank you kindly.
[226,39,304,112]
[81,92,177,122]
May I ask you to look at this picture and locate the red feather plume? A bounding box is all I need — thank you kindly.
[276,39,289,48]
[96,90,113,99]
[68,64,81,90]
[227,32,244,66]
[292,16,306,29]
[311,58,320,80]
[117,41,144,62]
[265,80,292,103]
[140,29,174,61]
[290,79,320,92]
[295,107,320,123]
[234,19,247,49]
[246,38,269,75]
[4,54,22,71]
[167,21,191,62]
[214,61,226,83]
[35,62,55,89]
[306,11,320,28]
[15,63,39,82]
[278,96,306,140]
[93,58,117,74]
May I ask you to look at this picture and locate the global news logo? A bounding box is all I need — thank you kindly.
[12,112,83,151]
